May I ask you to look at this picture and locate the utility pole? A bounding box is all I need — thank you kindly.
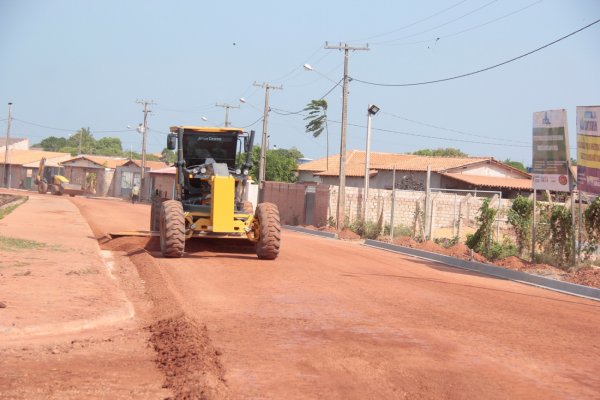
[215,103,240,127]
[136,99,155,202]
[3,102,13,188]
[325,42,369,229]
[253,81,282,202]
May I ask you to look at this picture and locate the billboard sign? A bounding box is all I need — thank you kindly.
[531,109,571,192]
[577,106,600,195]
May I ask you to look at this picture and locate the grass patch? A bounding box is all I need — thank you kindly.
[0,235,60,252]
[0,204,19,220]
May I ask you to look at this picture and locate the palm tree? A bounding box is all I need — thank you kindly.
[303,99,329,169]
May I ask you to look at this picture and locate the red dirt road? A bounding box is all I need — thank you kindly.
[69,196,600,399]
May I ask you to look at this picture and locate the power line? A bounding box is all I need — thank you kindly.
[351,18,600,87]
[371,0,500,45]
[380,111,529,144]
[13,118,131,133]
[240,116,263,129]
[381,0,544,47]
[349,0,469,43]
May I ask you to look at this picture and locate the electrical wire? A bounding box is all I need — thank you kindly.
[13,118,131,133]
[351,18,600,87]
[381,0,544,47]
[381,111,529,144]
[349,0,469,43]
[371,0,500,45]
[240,116,263,129]
[266,106,533,148]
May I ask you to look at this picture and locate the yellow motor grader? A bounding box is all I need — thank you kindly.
[34,157,84,196]
[150,126,281,259]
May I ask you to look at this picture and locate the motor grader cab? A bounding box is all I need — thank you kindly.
[152,126,281,259]
[34,157,84,196]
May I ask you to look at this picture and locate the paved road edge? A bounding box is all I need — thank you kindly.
[363,239,600,302]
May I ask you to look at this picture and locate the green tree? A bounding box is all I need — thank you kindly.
[242,146,303,183]
[95,137,123,156]
[304,99,330,169]
[35,136,68,151]
[65,127,95,155]
[411,148,468,157]
[503,159,527,172]
[160,148,176,164]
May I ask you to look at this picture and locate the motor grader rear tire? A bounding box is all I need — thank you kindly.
[254,202,281,260]
[38,182,48,194]
[160,200,185,258]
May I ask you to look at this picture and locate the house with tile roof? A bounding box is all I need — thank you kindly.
[59,155,169,198]
[0,149,72,189]
[297,150,532,198]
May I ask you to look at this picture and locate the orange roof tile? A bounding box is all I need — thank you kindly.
[299,150,491,177]
[1,149,72,166]
[122,159,170,170]
[61,155,127,169]
[442,173,532,190]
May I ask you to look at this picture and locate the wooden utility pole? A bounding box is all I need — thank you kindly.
[324,42,369,229]
[215,103,240,127]
[136,99,155,202]
[3,102,13,188]
[253,81,282,203]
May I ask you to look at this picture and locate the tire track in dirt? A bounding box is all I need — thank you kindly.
[75,201,230,400]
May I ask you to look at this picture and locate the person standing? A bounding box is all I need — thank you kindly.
[131,184,140,204]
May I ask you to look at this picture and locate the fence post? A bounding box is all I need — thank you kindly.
[390,166,396,241]
[532,189,537,262]
[424,166,431,240]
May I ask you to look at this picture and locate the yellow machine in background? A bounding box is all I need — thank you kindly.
[151,126,281,259]
[34,157,84,196]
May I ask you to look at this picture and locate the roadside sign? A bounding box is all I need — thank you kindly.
[577,106,600,195]
[531,109,571,192]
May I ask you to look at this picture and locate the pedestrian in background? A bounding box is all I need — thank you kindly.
[131,184,140,204]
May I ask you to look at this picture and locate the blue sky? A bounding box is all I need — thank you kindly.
[1,0,599,165]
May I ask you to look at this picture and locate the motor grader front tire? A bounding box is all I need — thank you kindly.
[254,202,281,260]
[160,200,185,258]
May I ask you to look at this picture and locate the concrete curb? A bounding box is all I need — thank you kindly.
[363,239,600,302]
[283,225,338,239]
[0,195,28,211]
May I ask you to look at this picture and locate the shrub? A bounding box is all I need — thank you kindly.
[549,204,574,268]
[349,219,382,240]
[583,196,600,257]
[466,198,496,257]
[434,236,459,248]
[384,223,413,237]
[507,195,533,257]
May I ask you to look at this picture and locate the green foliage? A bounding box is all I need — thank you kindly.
[0,204,19,220]
[303,99,328,138]
[161,148,176,164]
[34,136,68,151]
[503,159,527,172]
[434,236,459,248]
[583,197,600,256]
[466,198,497,257]
[0,235,46,251]
[349,219,381,239]
[488,236,518,261]
[94,137,123,156]
[507,195,533,257]
[548,205,574,267]
[242,146,304,183]
[384,223,413,237]
[411,148,468,157]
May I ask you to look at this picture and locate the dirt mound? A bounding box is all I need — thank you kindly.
[149,315,229,400]
[494,256,530,271]
[101,236,151,252]
[392,236,419,248]
[419,240,445,253]
[566,266,600,288]
[338,228,361,240]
